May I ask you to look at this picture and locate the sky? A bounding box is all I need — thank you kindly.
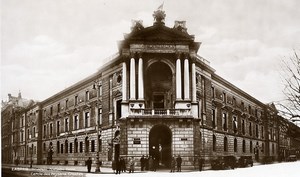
[1,0,300,104]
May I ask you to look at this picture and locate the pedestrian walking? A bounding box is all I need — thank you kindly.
[176,155,182,172]
[198,156,204,171]
[129,157,135,173]
[149,156,153,171]
[85,157,92,173]
[145,155,149,171]
[140,155,145,171]
[170,156,176,172]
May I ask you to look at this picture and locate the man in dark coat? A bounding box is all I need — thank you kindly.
[145,155,149,171]
[176,155,182,172]
[86,157,92,173]
[198,156,204,171]
[115,157,121,174]
[140,155,145,171]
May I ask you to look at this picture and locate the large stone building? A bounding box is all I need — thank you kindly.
[2,8,300,169]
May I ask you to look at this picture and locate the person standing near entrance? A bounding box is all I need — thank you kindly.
[129,157,135,173]
[86,157,92,173]
[170,156,176,172]
[176,155,182,172]
[140,155,145,171]
[198,156,204,171]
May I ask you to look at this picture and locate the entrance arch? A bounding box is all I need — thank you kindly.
[149,124,172,168]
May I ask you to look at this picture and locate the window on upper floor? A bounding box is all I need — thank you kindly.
[49,123,53,137]
[65,118,69,132]
[85,91,90,101]
[212,109,216,129]
[56,121,60,136]
[50,106,53,116]
[57,103,60,113]
[211,86,215,98]
[43,125,46,138]
[222,112,227,131]
[65,99,69,109]
[242,119,245,135]
[74,115,79,130]
[233,116,238,134]
[75,95,78,105]
[223,92,226,103]
[85,112,90,128]
[249,122,252,136]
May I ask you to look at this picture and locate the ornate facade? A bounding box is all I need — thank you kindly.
[2,8,300,168]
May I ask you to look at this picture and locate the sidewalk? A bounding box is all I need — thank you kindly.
[2,163,114,174]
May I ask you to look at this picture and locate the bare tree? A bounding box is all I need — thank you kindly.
[278,50,300,122]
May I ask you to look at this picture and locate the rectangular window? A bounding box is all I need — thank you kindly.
[43,125,47,138]
[70,143,73,153]
[233,116,237,133]
[91,140,95,152]
[211,86,215,98]
[74,115,79,130]
[50,123,53,137]
[65,99,68,109]
[57,103,60,113]
[65,118,69,132]
[99,85,102,96]
[50,106,53,116]
[212,109,216,129]
[256,124,259,138]
[85,112,90,128]
[85,91,90,101]
[57,121,60,136]
[249,122,252,136]
[248,105,252,114]
[233,97,236,106]
[75,95,78,105]
[261,126,264,139]
[242,119,245,135]
[222,112,227,131]
[33,127,36,137]
[98,108,102,125]
[61,144,63,154]
[80,142,83,153]
[223,92,226,103]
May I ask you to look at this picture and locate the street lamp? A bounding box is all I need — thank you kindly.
[93,82,101,173]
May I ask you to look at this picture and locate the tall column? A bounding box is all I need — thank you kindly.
[176,58,182,100]
[130,57,136,100]
[191,63,196,102]
[122,62,127,101]
[138,57,144,100]
[184,58,190,100]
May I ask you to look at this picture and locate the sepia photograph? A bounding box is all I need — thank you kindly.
[1,0,300,177]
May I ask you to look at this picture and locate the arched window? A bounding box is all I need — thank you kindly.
[213,135,216,151]
[234,138,238,152]
[224,137,228,152]
[242,140,246,153]
[74,139,78,153]
[85,137,89,153]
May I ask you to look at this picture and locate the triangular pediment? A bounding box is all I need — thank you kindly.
[124,24,195,42]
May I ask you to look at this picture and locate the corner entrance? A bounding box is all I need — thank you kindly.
[149,124,172,168]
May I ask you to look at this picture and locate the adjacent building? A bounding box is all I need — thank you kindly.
[2,8,300,168]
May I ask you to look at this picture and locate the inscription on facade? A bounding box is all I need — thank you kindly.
[129,44,189,53]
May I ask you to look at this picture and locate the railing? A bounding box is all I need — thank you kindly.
[130,108,191,116]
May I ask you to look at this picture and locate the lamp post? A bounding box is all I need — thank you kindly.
[94,82,101,173]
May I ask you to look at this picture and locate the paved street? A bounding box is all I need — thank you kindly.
[2,161,300,177]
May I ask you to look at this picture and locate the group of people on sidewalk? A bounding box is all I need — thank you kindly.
[170,155,182,172]
[112,157,135,174]
[140,155,160,172]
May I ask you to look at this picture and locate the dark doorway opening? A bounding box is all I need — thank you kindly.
[149,124,172,168]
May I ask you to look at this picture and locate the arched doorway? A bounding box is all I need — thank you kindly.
[149,124,172,168]
[146,62,173,109]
